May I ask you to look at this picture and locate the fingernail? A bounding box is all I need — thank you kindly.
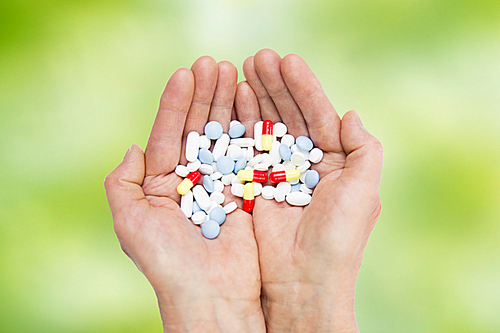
[123,145,132,161]
[355,112,364,128]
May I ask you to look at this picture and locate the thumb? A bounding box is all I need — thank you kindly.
[340,110,383,190]
[104,144,148,219]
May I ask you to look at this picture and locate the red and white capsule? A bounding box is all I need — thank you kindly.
[262,120,273,151]
[243,183,255,213]
[237,170,268,183]
[177,171,201,195]
[269,170,301,183]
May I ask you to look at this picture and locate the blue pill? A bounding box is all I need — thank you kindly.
[234,157,247,173]
[304,170,320,189]
[228,123,246,139]
[291,183,301,192]
[201,220,220,239]
[209,206,226,225]
[198,148,214,165]
[204,121,223,140]
[279,144,291,161]
[216,156,235,175]
[203,175,214,193]
[296,136,313,152]
[192,201,202,213]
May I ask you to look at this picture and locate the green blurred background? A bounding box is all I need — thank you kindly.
[1,0,499,332]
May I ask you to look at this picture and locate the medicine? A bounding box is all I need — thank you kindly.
[237,170,268,183]
[180,190,193,218]
[201,219,220,239]
[269,170,301,183]
[177,171,201,195]
[185,131,200,162]
[243,183,255,213]
[262,120,273,151]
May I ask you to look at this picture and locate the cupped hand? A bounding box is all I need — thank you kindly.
[243,49,383,333]
[105,57,265,333]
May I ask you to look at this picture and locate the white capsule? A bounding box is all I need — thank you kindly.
[254,163,270,171]
[262,186,275,200]
[227,144,243,160]
[280,134,295,147]
[230,120,241,128]
[246,146,254,161]
[300,184,313,194]
[254,121,263,151]
[214,179,224,192]
[191,211,207,225]
[273,122,288,137]
[192,185,211,211]
[222,173,236,185]
[291,152,306,166]
[231,183,244,197]
[272,164,286,173]
[297,160,311,173]
[283,161,296,170]
[308,148,324,163]
[230,138,255,147]
[249,154,263,166]
[274,187,286,202]
[270,141,281,166]
[212,134,230,161]
[223,201,238,214]
[199,135,211,150]
[199,164,214,175]
[186,131,200,162]
[211,171,223,180]
[286,191,312,206]
[187,159,201,172]
[277,182,292,195]
[175,165,189,178]
[210,191,225,205]
[180,190,194,218]
[253,182,262,196]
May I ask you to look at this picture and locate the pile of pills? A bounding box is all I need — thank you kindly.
[175,120,324,239]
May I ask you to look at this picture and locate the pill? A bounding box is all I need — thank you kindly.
[299,171,307,183]
[237,170,268,183]
[203,175,214,193]
[175,165,189,178]
[199,164,214,175]
[304,170,320,189]
[273,122,288,137]
[216,156,235,175]
[244,165,254,170]
[231,183,244,197]
[191,211,207,225]
[274,187,286,202]
[231,174,244,184]
[192,201,202,213]
[234,157,247,173]
[223,202,238,214]
[201,220,220,239]
[230,120,241,128]
[290,183,301,192]
[280,134,295,147]
[296,136,313,151]
[210,191,225,205]
[180,190,193,218]
[279,144,291,161]
[254,121,263,151]
[288,178,300,185]
[261,186,275,200]
[214,180,224,192]
[199,135,211,150]
[187,159,201,172]
[277,182,292,195]
[212,134,230,161]
[270,141,281,165]
[285,192,312,206]
[262,120,273,151]
[308,148,324,164]
[253,182,262,196]
[300,183,313,194]
[291,152,306,166]
[261,153,273,165]
[207,200,219,213]
[226,144,243,160]
[211,171,223,180]
[297,160,311,173]
[186,131,200,162]
[246,146,254,161]
[243,183,255,213]
[283,161,296,170]
[198,148,214,164]
[222,173,235,185]
[209,206,227,225]
[269,170,301,183]
[254,163,270,171]
[192,185,212,211]
[177,171,201,195]
[204,121,223,140]
[230,138,255,147]
[272,164,286,173]
[249,154,263,166]
[212,162,218,172]
[228,123,246,138]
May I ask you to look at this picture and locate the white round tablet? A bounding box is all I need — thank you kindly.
[231,183,244,197]
[191,211,207,225]
[291,152,306,166]
[210,191,225,204]
[308,148,324,163]
[262,186,275,200]
[273,122,288,137]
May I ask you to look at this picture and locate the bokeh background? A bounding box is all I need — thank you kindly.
[1,0,499,332]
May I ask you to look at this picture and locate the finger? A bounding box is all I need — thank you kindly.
[253,49,309,138]
[179,56,218,165]
[208,61,238,132]
[340,110,383,190]
[281,54,343,153]
[243,56,281,123]
[145,67,195,176]
[234,81,261,137]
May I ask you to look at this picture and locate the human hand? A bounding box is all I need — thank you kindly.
[104,57,265,332]
[243,49,383,332]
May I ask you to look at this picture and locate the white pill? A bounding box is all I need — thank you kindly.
[211,171,223,180]
[212,134,230,161]
[283,161,296,170]
[191,211,207,225]
[262,186,275,200]
[207,200,219,213]
[291,152,306,166]
[280,134,295,147]
[308,148,324,163]
[230,120,241,128]
[214,179,224,192]
[274,187,286,202]
[241,148,247,160]
[254,121,263,151]
[199,135,211,150]
[249,154,263,166]
[175,165,189,178]
[227,144,243,160]
[230,138,255,147]
[192,185,212,211]
[299,171,307,183]
[180,190,193,218]
[223,201,238,214]
[187,159,201,172]
[210,191,225,204]
[291,144,299,153]
[262,153,273,165]
[222,173,235,185]
[277,182,292,195]
[253,182,262,196]
[199,164,214,175]
[231,183,244,197]
[299,149,309,160]
[244,165,254,170]
[231,174,244,184]
[273,122,288,137]
[246,146,254,161]
[297,160,311,173]
[211,162,218,172]
[286,192,312,206]
[300,183,313,194]
[272,164,286,173]
[186,131,200,162]
[270,141,281,166]
[254,163,270,171]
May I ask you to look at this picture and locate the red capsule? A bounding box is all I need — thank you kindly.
[262,120,273,151]
[237,170,268,183]
[269,170,300,183]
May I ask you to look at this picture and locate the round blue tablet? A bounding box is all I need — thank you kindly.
[203,175,214,193]
[204,121,223,140]
[192,201,202,214]
[216,156,235,175]
[198,148,214,164]
[304,170,319,189]
[228,123,246,138]
[209,206,226,225]
[296,136,313,152]
[201,220,220,239]
[234,156,247,173]
[279,144,292,161]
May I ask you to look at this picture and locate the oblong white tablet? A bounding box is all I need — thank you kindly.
[186,131,200,162]
[285,192,312,206]
[230,138,255,147]
[199,164,214,175]
[270,141,281,166]
[212,134,230,161]
[180,190,193,218]
[191,211,207,225]
[175,165,189,178]
[254,121,263,151]
[223,201,238,214]
[192,185,211,211]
